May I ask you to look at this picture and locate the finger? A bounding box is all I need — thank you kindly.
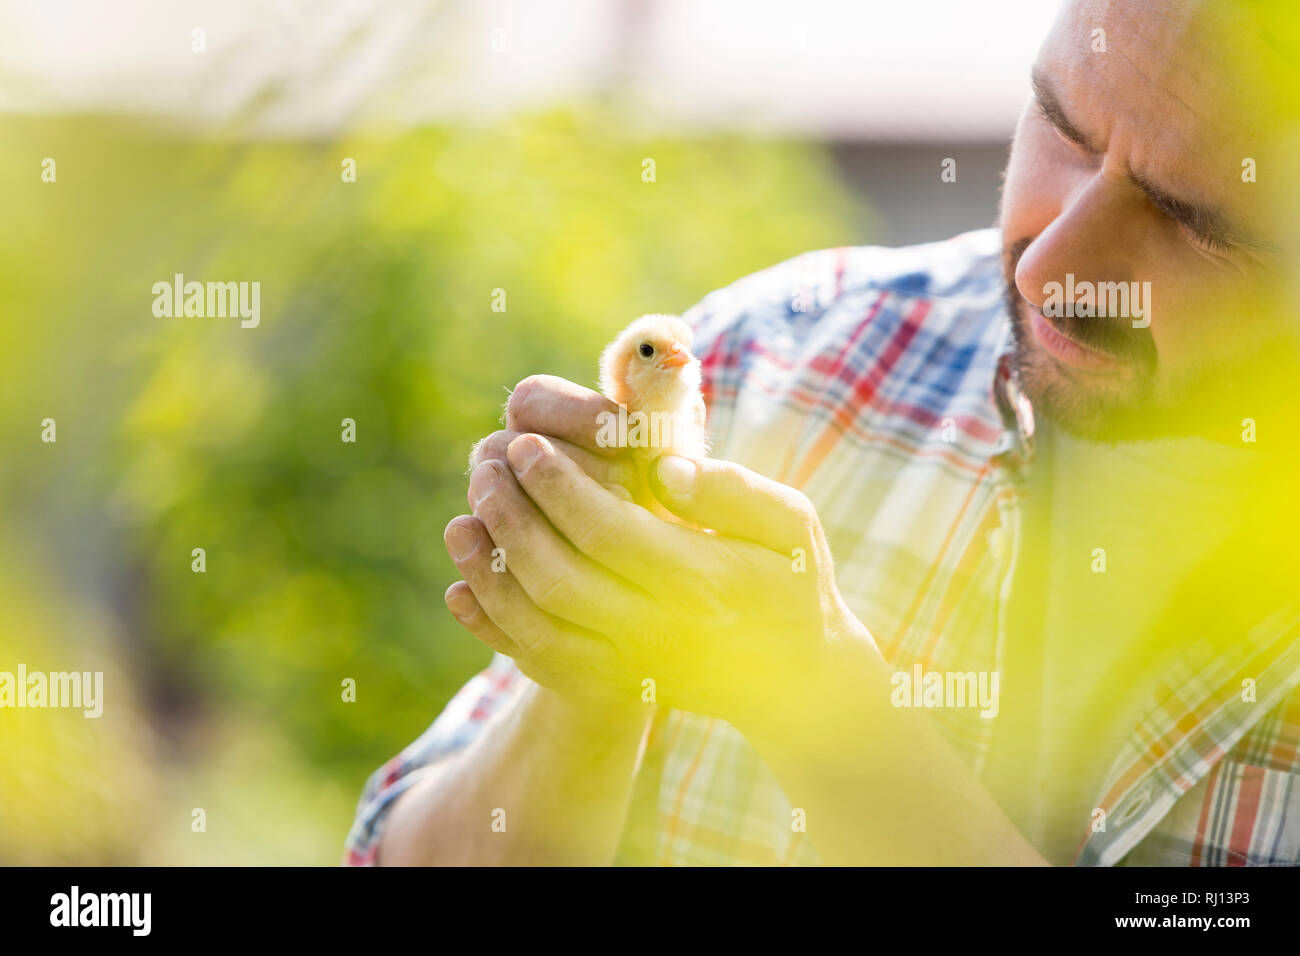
[444,580,520,657]
[466,461,652,634]
[443,516,616,665]
[469,429,635,500]
[506,433,696,585]
[648,455,824,557]
[505,374,623,455]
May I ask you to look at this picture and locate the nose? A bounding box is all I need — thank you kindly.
[1015,173,1150,317]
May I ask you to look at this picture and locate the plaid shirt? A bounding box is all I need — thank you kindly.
[345,229,1300,866]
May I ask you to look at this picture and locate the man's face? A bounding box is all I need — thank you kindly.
[999,0,1294,441]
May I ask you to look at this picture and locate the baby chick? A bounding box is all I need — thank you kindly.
[598,314,708,461]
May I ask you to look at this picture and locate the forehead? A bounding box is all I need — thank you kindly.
[631,317,690,341]
[1041,0,1288,244]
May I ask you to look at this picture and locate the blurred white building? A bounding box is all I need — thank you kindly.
[0,0,1062,241]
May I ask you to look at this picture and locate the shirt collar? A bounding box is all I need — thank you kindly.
[989,315,1036,471]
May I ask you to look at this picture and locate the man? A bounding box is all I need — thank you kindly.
[346,0,1300,865]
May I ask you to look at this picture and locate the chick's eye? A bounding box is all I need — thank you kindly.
[638,342,655,358]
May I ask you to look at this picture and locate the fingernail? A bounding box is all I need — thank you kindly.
[507,435,543,474]
[657,455,696,496]
[445,584,477,618]
[469,461,501,505]
[445,523,479,561]
[603,482,634,502]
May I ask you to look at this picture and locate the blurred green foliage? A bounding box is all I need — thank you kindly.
[0,105,864,862]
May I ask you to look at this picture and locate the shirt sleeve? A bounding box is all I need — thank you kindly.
[342,652,524,865]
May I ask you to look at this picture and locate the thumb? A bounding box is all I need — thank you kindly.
[650,455,822,555]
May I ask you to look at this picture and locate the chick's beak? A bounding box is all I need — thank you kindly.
[660,342,693,369]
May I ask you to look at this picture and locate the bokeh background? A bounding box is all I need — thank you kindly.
[0,0,1054,863]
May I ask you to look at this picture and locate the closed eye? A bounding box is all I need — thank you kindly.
[1176,221,1233,256]
[1030,66,1270,260]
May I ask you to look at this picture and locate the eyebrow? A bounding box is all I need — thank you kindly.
[1029,66,1273,254]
